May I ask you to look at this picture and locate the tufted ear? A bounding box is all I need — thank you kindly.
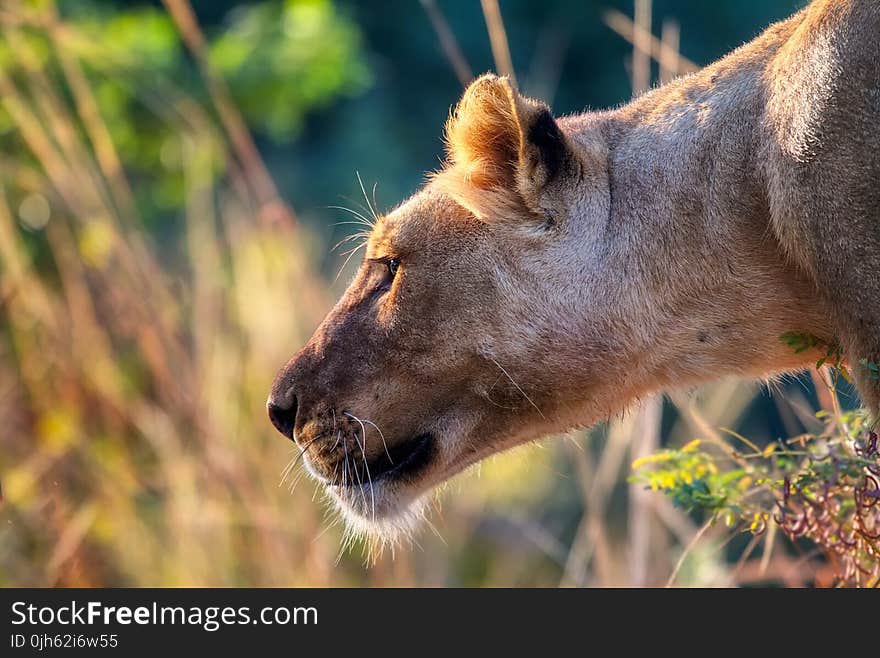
[441,73,574,220]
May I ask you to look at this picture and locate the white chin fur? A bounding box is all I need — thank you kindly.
[327,482,426,547]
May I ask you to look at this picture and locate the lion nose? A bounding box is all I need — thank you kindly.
[267,394,298,441]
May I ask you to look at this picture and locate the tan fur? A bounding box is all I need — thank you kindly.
[269,0,880,538]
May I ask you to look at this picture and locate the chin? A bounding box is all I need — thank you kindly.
[298,445,433,549]
[326,479,429,549]
[305,424,505,553]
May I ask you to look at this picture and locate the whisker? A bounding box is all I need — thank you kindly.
[423,515,447,546]
[347,433,370,514]
[325,206,375,228]
[337,232,370,246]
[352,428,377,522]
[482,373,519,410]
[490,357,546,419]
[371,182,379,219]
[335,523,349,565]
[330,430,342,453]
[279,433,324,488]
[342,439,349,489]
[339,195,377,227]
[324,200,373,223]
[339,242,367,258]
[289,467,309,494]
[335,228,371,239]
[356,171,380,223]
[344,412,370,452]
[331,232,370,254]
[279,456,298,487]
[313,512,341,544]
[329,219,372,229]
[331,230,371,243]
[344,411,392,463]
[334,242,366,282]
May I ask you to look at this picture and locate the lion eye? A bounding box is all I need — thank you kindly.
[387,258,400,278]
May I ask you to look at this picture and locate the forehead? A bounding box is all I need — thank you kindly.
[366,187,475,258]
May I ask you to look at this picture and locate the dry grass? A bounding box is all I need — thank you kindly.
[0,1,851,587]
[0,0,345,587]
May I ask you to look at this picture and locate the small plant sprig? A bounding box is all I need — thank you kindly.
[779,332,851,381]
[631,408,880,587]
[860,359,880,383]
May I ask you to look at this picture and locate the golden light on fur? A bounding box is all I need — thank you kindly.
[443,74,522,189]
[270,0,880,549]
[434,73,566,222]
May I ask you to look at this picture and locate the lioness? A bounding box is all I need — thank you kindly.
[268,0,880,539]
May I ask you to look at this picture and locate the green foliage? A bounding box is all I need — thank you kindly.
[68,5,182,71]
[210,0,371,141]
[0,0,369,230]
[860,359,880,382]
[779,331,847,372]
[631,439,730,511]
[632,409,880,587]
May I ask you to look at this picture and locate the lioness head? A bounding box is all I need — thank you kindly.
[266,73,822,539]
[268,74,619,536]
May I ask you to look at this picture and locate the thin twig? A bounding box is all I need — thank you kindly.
[628,395,662,585]
[560,437,613,587]
[631,0,652,96]
[665,517,714,587]
[161,0,296,227]
[603,8,699,75]
[420,0,473,87]
[480,0,516,86]
[659,18,680,84]
[523,21,569,103]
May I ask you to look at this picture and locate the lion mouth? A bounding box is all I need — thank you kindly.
[333,432,435,487]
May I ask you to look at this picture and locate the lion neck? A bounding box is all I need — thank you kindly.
[549,59,832,418]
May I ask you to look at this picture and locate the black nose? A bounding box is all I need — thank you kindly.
[267,395,298,441]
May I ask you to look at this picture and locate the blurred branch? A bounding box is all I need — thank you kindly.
[161,0,296,227]
[732,553,820,587]
[524,21,569,104]
[480,0,516,86]
[46,504,97,584]
[603,8,699,76]
[560,437,614,587]
[650,495,698,545]
[659,19,680,84]
[664,516,713,587]
[470,510,568,568]
[43,1,138,228]
[811,367,838,420]
[631,0,652,96]
[420,0,473,87]
[628,396,662,585]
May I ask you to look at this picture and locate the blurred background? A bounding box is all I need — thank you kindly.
[1,0,855,587]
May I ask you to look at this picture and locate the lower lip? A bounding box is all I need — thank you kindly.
[337,433,434,486]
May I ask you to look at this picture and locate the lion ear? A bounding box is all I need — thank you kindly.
[443,74,572,215]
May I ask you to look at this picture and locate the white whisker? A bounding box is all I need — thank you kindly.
[339,194,378,227]
[279,457,297,487]
[490,357,546,419]
[344,411,392,463]
[326,205,374,227]
[334,242,366,282]
[356,171,380,223]
[347,434,370,514]
[351,429,376,522]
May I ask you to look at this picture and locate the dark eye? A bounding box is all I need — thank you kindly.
[387,258,400,278]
